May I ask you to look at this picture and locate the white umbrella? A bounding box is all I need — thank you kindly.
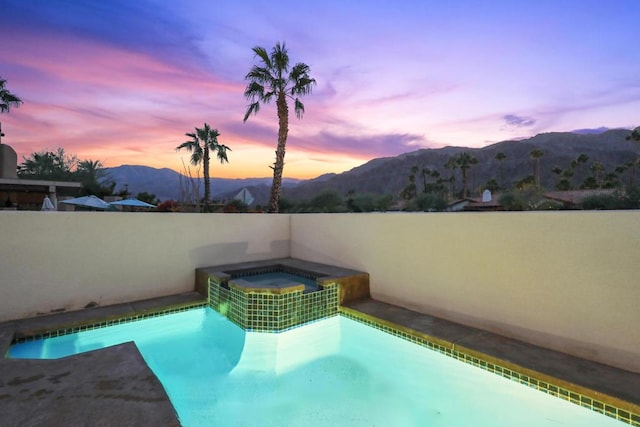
[234,188,254,205]
[109,198,156,208]
[60,195,113,210]
[41,196,56,211]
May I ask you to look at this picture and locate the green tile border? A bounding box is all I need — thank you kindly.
[11,302,208,344]
[209,279,339,332]
[339,306,640,427]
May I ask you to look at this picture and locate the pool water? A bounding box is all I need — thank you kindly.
[8,308,624,427]
[236,271,321,293]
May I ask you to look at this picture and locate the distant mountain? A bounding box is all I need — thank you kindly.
[281,129,638,201]
[103,129,638,204]
[102,165,301,202]
[571,127,611,135]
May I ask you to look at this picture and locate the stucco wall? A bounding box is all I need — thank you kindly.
[290,211,640,373]
[2,210,638,373]
[0,212,289,321]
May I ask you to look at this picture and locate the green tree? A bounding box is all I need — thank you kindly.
[571,153,589,186]
[588,161,605,188]
[400,165,419,200]
[308,190,344,212]
[552,166,573,191]
[137,192,159,205]
[76,159,113,196]
[176,123,230,209]
[17,148,77,180]
[415,192,448,211]
[484,178,500,193]
[243,42,316,213]
[0,77,23,144]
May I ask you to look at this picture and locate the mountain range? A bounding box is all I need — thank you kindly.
[105,129,638,205]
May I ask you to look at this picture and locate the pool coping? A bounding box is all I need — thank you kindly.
[1,293,638,426]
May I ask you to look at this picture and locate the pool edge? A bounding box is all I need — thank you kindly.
[339,305,640,426]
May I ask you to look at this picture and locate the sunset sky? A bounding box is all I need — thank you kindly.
[1,0,639,179]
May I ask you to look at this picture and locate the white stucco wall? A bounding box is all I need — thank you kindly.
[290,211,640,373]
[2,210,638,373]
[0,212,289,321]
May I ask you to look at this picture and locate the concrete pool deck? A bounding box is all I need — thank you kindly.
[0,292,205,426]
[1,293,638,426]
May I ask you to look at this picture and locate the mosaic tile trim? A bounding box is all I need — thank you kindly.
[339,306,640,427]
[209,280,338,333]
[12,302,208,344]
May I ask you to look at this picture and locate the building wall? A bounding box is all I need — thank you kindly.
[0,212,289,321]
[290,211,640,373]
[2,210,638,373]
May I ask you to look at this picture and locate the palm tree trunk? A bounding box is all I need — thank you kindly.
[203,146,210,208]
[269,94,289,213]
[462,168,468,198]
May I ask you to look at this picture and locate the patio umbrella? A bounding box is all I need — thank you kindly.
[41,196,56,211]
[60,195,113,210]
[109,198,156,208]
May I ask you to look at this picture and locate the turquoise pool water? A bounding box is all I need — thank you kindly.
[8,308,624,427]
[236,271,321,293]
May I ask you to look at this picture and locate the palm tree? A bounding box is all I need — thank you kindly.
[627,126,640,184]
[589,161,605,188]
[0,76,23,144]
[529,149,544,188]
[444,157,458,199]
[421,167,431,193]
[495,152,506,188]
[455,152,477,198]
[243,42,316,213]
[176,123,230,209]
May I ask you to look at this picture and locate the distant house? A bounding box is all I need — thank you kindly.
[543,189,619,209]
[0,143,81,210]
[447,190,502,212]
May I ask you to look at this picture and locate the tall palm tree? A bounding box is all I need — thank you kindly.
[627,126,640,185]
[0,76,23,144]
[530,149,544,188]
[444,157,458,199]
[176,123,231,209]
[494,152,506,188]
[243,42,316,213]
[455,152,477,198]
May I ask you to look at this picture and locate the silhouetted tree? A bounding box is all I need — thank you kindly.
[0,76,23,144]
[243,42,316,213]
[529,149,544,188]
[176,123,230,209]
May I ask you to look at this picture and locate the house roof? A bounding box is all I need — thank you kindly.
[544,189,619,205]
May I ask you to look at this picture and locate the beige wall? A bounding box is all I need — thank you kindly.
[2,210,638,373]
[290,212,640,373]
[0,212,289,321]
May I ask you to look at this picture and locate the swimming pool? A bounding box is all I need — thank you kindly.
[8,308,625,427]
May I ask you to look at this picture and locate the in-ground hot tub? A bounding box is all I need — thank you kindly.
[196,258,369,332]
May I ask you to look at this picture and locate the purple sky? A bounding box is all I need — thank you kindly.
[1,0,639,178]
